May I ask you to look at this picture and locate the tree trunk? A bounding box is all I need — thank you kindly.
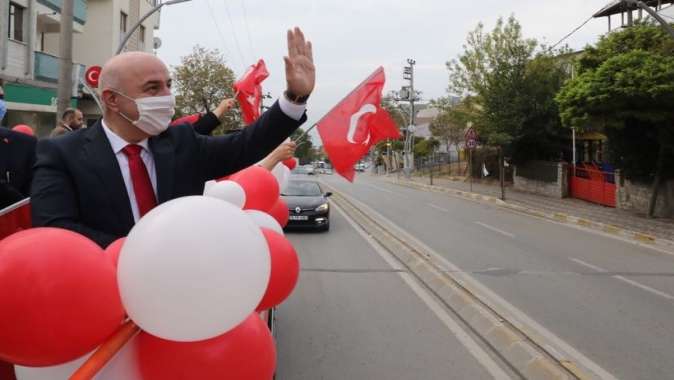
[647,144,666,218]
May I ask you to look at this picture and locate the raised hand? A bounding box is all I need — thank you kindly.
[284,27,315,99]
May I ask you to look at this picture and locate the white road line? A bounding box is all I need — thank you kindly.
[332,189,618,380]
[427,203,449,213]
[334,203,513,380]
[474,222,515,239]
[570,258,674,301]
[363,183,395,194]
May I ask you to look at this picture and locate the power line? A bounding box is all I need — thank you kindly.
[549,15,594,50]
[239,0,257,59]
[222,0,249,68]
[204,0,241,71]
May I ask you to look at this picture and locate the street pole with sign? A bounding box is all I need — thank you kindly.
[465,126,478,193]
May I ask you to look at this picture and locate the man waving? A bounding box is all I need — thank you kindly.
[31,27,315,248]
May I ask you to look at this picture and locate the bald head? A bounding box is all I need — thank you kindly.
[99,52,169,95]
[99,52,173,142]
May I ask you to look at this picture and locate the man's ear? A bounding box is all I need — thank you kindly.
[101,89,119,112]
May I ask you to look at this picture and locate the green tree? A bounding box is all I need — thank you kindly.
[556,23,674,216]
[414,137,440,158]
[446,16,569,162]
[173,46,240,135]
[291,129,316,165]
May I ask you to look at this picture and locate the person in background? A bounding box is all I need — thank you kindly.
[50,108,85,137]
[0,127,37,209]
[0,82,7,124]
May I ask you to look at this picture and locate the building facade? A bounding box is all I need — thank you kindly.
[1,0,160,136]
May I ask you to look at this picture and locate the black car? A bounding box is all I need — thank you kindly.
[281,179,331,231]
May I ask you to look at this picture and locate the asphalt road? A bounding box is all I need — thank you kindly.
[318,173,674,380]
[276,204,513,379]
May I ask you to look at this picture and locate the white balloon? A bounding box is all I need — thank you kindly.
[118,196,270,342]
[246,210,283,235]
[203,180,217,193]
[203,180,246,209]
[15,335,141,380]
[272,163,290,193]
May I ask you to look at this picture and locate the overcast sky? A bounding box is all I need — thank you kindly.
[156,0,616,144]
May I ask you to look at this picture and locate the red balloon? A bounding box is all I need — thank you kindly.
[0,228,125,366]
[256,229,300,312]
[282,158,297,170]
[105,237,125,269]
[170,113,200,127]
[138,313,276,380]
[231,166,280,212]
[268,198,289,228]
[11,125,34,137]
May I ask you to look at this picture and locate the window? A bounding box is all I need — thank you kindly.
[139,25,146,51]
[8,2,25,42]
[120,11,128,43]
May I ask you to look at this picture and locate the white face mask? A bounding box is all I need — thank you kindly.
[115,92,175,136]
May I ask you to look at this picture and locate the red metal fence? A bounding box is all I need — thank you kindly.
[0,199,32,240]
[569,164,616,207]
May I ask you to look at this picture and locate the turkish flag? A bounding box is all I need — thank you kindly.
[317,67,401,182]
[233,59,269,125]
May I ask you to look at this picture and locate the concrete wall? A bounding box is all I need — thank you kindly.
[616,172,674,218]
[513,162,568,199]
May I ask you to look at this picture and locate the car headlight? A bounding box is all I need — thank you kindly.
[315,203,329,212]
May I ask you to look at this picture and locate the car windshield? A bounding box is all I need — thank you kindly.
[282,181,322,196]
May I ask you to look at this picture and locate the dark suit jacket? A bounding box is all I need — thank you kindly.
[0,128,37,209]
[31,101,304,247]
[192,111,220,136]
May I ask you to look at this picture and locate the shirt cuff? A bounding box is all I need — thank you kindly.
[278,95,306,121]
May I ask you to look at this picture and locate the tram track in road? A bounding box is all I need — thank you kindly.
[322,182,618,380]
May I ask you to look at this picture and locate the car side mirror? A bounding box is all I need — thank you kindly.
[325,192,333,197]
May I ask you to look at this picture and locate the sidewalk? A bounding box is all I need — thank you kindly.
[391,174,674,244]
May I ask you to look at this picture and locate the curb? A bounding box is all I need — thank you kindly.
[384,177,674,254]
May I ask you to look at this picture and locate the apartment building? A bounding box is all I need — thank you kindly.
[1,0,161,136]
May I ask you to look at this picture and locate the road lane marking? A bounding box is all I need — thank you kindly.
[334,203,513,379]
[475,222,515,239]
[427,203,449,212]
[328,187,618,380]
[363,183,396,194]
[570,258,674,301]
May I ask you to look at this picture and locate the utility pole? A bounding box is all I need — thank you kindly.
[402,58,416,178]
[56,0,74,125]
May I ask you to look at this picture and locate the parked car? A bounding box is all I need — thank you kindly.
[281,180,331,231]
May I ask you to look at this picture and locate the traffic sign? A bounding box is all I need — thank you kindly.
[85,66,102,88]
[465,127,478,149]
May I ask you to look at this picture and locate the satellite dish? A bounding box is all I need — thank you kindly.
[153,37,162,50]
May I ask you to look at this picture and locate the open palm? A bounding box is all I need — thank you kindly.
[285,27,315,98]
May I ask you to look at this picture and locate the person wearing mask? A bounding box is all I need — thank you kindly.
[0,83,6,124]
[50,108,85,137]
[31,27,315,248]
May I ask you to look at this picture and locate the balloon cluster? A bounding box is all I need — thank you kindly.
[0,163,300,379]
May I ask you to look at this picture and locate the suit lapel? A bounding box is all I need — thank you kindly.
[150,134,175,203]
[81,122,135,227]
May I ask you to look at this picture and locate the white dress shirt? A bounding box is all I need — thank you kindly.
[101,95,305,222]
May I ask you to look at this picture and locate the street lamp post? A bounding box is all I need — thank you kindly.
[116,0,192,55]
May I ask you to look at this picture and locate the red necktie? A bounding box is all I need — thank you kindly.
[122,144,157,218]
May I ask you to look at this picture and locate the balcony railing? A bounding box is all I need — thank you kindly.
[34,51,86,89]
[37,0,87,24]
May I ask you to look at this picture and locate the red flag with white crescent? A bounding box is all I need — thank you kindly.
[317,67,401,182]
